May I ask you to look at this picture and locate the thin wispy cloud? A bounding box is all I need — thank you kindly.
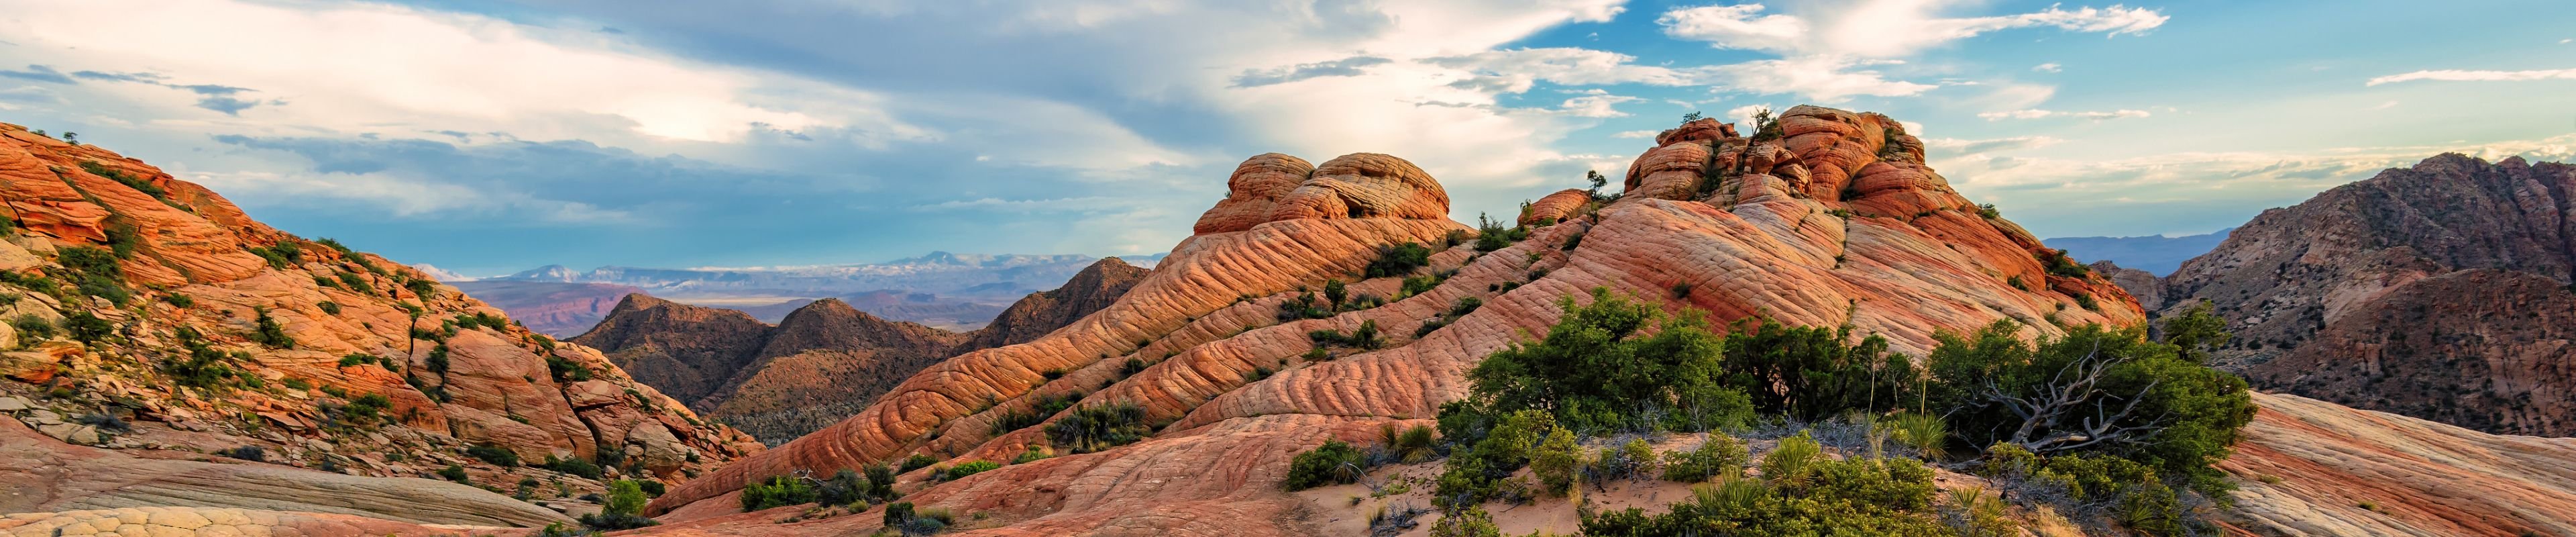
[2367,68,2576,86]
[1978,108,2153,121]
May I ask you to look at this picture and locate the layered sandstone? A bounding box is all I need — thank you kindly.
[644,107,2142,534]
[0,123,757,526]
[2223,392,2576,537]
[445,281,641,337]
[956,258,1149,351]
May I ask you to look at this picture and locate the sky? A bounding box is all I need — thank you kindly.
[0,0,2571,275]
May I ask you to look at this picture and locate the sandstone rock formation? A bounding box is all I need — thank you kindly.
[0,507,508,536]
[2223,392,2576,537]
[956,258,1150,351]
[580,258,1147,444]
[0,418,561,527]
[0,122,756,526]
[643,107,2144,534]
[2153,154,2576,436]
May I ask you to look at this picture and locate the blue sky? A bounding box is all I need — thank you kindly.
[1,0,2570,275]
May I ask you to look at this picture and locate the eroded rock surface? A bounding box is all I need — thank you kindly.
[0,122,755,526]
[646,109,2143,534]
[2224,392,2576,537]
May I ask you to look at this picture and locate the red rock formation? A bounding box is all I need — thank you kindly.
[1518,189,1592,226]
[0,122,757,526]
[2159,154,2576,436]
[644,112,2142,534]
[578,296,961,444]
[2222,392,2576,536]
[2249,269,2576,436]
[957,258,1150,351]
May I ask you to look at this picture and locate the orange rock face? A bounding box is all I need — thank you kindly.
[1518,189,1593,226]
[2223,392,2576,536]
[0,122,757,526]
[644,113,2145,534]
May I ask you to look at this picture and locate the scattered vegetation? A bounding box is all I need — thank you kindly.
[2037,248,2091,278]
[465,444,521,467]
[1366,242,1432,278]
[742,475,816,511]
[943,460,1000,481]
[1472,213,1529,252]
[216,446,266,462]
[1046,401,1151,454]
[1283,440,1368,491]
[250,306,295,348]
[578,480,659,530]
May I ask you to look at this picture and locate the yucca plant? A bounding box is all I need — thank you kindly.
[1692,477,1772,514]
[1382,424,1438,464]
[1886,412,1950,460]
[1759,430,1822,488]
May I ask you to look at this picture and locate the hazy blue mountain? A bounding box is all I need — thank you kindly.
[2044,229,2232,276]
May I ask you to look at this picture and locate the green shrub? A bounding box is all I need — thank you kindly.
[1472,213,1527,252]
[1283,440,1368,491]
[1462,287,1754,434]
[1760,431,1823,487]
[250,307,294,348]
[944,460,1000,480]
[1529,426,1582,495]
[1581,456,1949,536]
[436,465,469,483]
[1662,434,1748,483]
[1885,412,1949,459]
[1385,424,1438,464]
[1430,505,1503,537]
[1323,279,1348,307]
[61,311,113,344]
[545,355,592,382]
[1366,242,1432,278]
[2037,249,2090,278]
[341,393,390,427]
[9,314,54,343]
[465,444,520,467]
[900,454,938,472]
[1928,320,2253,497]
[1717,318,1917,422]
[741,475,816,511]
[814,469,877,506]
[579,479,659,530]
[540,454,603,479]
[248,242,303,270]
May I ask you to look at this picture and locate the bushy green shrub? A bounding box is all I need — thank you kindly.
[1529,427,1582,495]
[62,311,113,344]
[1582,456,1949,536]
[1662,434,1748,483]
[1460,288,1754,434]
[1366,242,1432,278]
[1283,440,1368,491]
[741,475,816,511]
[9,314,54,343]
[900,454,938,472]
[1472,213,1527,252]
[944,460,1000,480]
[540,454,603,479]
[1927,319,2253,495]
[1717,319,1917,422]
[1384,424,1438,464]
[2037,249,2090,278]
[1046,401,1150,454]
[579,480,659,530]
[437,465,469,483]
[250,307,294,349]
[465,444,520,467]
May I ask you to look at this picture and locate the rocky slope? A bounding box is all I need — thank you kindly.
[577,258,1149,444]
[2222,391,2576,536]
[446,280,641,336]
[640,107,2144,533]
[0,122,759,526]
[2151,154,2576,436]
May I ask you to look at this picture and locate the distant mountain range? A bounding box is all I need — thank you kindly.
[450,251,1167,335]
[2043,229,2231,275]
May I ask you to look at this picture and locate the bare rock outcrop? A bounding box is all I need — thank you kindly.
[645,111,2143,534]
[2224,392,2576,536]
[0,122,757,526]
[2159,154,2576,436]
[956,257,1150,351]
[0,418,562,527]
[578,296,963,444]
[1517,189,1593,226]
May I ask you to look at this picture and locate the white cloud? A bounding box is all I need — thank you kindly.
[1658,1,2167,58]
[1978,108,2152,121]
[1613,130,1661,139]
[2367,68,2576,86]
[1923,135,2065,154]
[1556,94,1643,117]
[1727,103,1778,128]
[1653,2,2164,102]
[2372,100,2400,110]
[186,168,631,224]
[2033,62,2063,72]
[1708,56,1936,101]
[1424,48,1703,94]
